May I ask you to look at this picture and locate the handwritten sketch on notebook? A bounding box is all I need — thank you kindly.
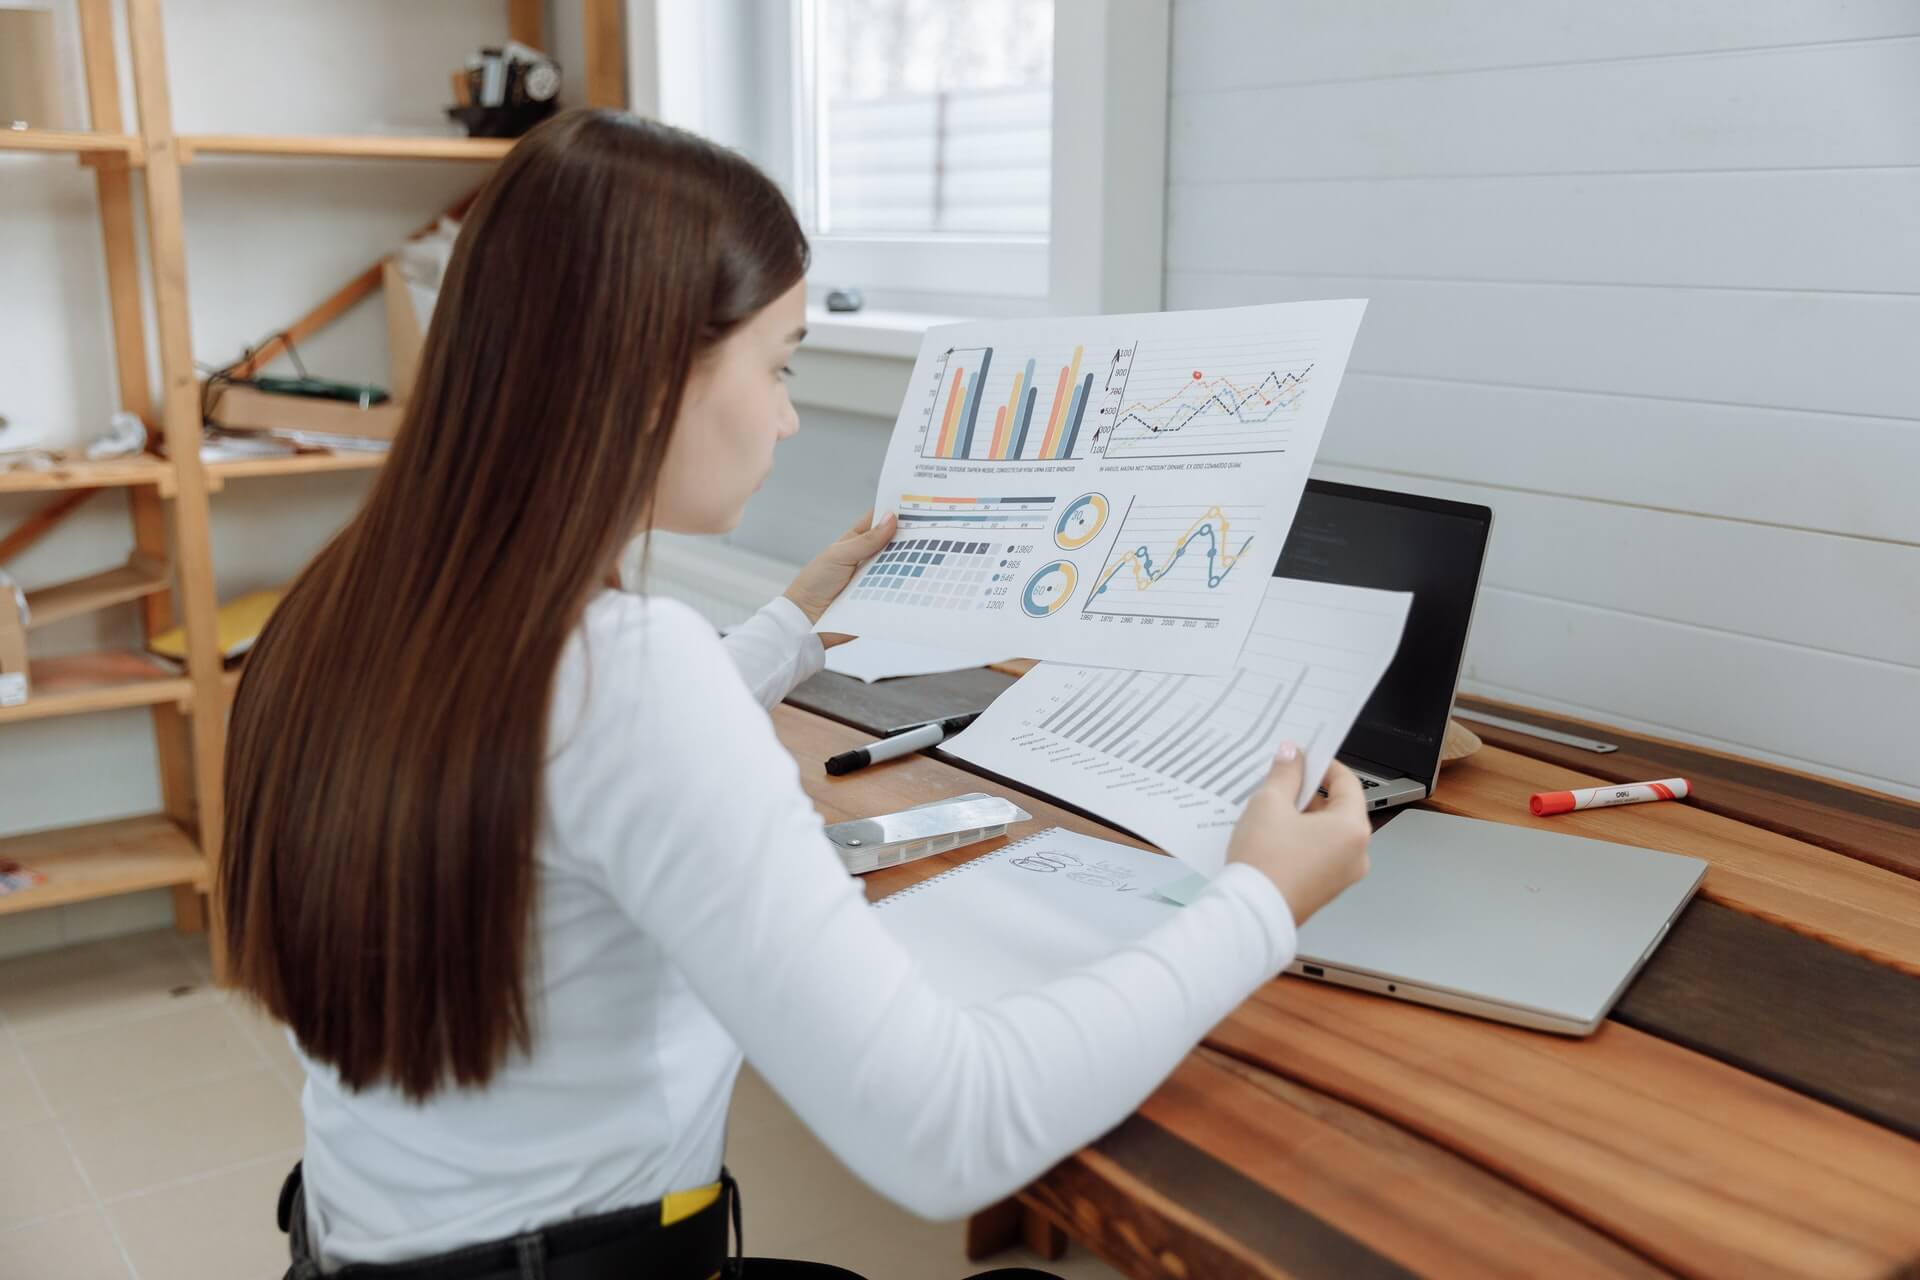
[871,829,1183,1005]
[815,300,1367,676]
[943,579,1411,875]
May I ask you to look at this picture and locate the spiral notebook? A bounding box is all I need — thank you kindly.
[871,827,1186,1005]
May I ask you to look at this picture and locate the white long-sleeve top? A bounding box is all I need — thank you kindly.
[297,591,1297,1270]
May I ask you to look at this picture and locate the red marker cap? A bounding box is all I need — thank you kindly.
[1530,790,1576,816]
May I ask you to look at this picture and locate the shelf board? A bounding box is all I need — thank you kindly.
[0,651,192,726]
[205,450,386,487]
[0,454,175,496]
[0,815,204,916]
[179,134,514,163]
[23,556,170,630]
[0,128,144,161]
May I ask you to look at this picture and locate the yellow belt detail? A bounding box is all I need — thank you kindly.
[660,1180,722,1227]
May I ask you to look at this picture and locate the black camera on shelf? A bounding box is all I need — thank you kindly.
[448,42,560,139]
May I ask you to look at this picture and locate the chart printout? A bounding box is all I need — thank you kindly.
[814,300,1368,674]
[943,578,1411,875]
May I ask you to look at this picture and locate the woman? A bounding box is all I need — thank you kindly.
[222,109,1372,1280]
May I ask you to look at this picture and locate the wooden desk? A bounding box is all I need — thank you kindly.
[776,671,1920,1279]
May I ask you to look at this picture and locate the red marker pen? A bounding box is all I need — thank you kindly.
[1531,778,1690,817]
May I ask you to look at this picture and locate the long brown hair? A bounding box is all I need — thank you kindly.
[220,110,808,1100]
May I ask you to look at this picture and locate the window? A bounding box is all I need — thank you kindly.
[808,0,1052,237]
[636,0,1166,321]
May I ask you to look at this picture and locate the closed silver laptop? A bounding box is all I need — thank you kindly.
[1289,809,1706,1035]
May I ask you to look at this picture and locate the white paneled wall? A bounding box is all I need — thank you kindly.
[1166,1,1920,797]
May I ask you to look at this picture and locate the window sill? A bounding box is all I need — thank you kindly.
[802,306,959,361]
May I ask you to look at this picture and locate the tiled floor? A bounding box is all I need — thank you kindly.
[0,928,1123,1280]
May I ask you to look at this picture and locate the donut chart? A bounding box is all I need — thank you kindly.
[1021,561,1078,618]
[1053,492,1110,551]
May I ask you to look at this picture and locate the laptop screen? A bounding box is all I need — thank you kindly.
[1274,480,1492,786]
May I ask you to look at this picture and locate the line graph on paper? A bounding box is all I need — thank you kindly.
[1082,499,1260,625]
[1092,334,1321,461]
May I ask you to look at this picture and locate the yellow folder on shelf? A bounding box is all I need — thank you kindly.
[147,588,284,662]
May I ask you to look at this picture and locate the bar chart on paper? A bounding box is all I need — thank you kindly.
[919,343,1111,463]
[944,578,1412,870]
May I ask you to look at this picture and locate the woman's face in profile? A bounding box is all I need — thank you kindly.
[652,280,807,535]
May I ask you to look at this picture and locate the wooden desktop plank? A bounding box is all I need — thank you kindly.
[1610,898,1920,1141]
[1039,1050,1670,1280]
[776,709,1670,1277]
[794,671,1920,973]
[1456,695,1920,882]
[1037,1115,1418,1280]
[1428,747,1920,976]
[775,705,1920,1276]
[782,694,1920,1137]
[791,671,1920,973]
[1208,982,1920,1280]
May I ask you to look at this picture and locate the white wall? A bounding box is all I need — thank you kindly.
[0,0,541,950]
[1164,0,1920,798]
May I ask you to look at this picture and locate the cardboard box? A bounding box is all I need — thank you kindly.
[210,383,403,442]
[0,8,66,131]
[383,257,428,404]
[0,573,28,707]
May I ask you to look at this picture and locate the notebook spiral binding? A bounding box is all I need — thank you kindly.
[870,828,1059,909]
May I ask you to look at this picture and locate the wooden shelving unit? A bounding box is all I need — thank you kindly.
[0,0,625,967]
[204,449,386,489]
[0,816,205,917]
[179,134,515,163]
[0,127,144,159]
[0,652,191,727]
[0,455,176,496]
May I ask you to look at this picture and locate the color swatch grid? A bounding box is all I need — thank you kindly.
[848,537,1007,610]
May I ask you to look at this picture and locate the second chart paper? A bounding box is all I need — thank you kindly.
[815,300,1367,674]
[943,578,1411,875]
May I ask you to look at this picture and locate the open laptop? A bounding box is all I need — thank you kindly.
[1274,480,1492,812]
[1288,809,1706,1035]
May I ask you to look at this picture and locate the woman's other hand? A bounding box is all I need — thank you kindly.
[1226,745,1372,927]
[783,509,897,646]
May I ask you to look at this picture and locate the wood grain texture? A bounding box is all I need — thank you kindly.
[1457,695,1920,881]
[1123,1051,1668,1279]
[126,0,226,904]
[1208,981,1920,1280]
[1037,1116,1415,1280]
[787,671,1920,1128]
[1610,899,1920,1141]
[0,128,141,157]
[1428,746,1920,976]
[583,0,626,109]
[105,10,186,835]
[771,704,1920,1276]
[508,0,543,49]
[178,135,513,162]
[0,456,174,496]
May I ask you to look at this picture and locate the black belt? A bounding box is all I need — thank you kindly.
[279,1162,737,1280]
